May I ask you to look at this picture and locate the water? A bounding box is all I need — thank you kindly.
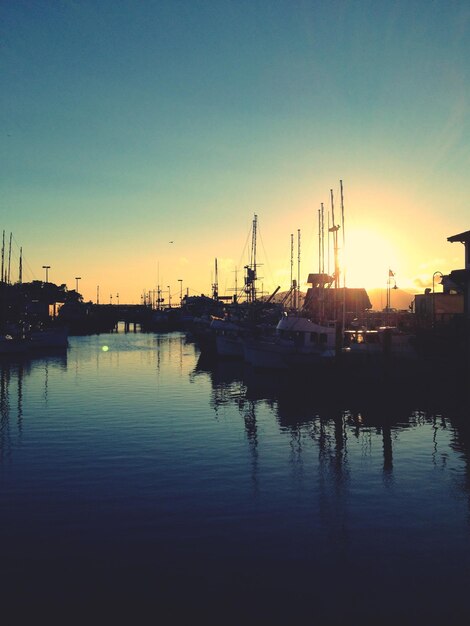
[1,330,470,623]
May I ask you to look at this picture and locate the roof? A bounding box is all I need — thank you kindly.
[447,230,470,243]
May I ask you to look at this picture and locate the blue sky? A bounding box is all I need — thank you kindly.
[1,1,469,303]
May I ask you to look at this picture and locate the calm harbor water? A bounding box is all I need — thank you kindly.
[1,329,470,623]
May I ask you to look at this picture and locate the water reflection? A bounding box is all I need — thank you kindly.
[192,348,470,505]
[0,353,67,462]
[1,333,469,620]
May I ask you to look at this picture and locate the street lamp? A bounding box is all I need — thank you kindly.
[432,271,443,326]
[167,285,171,308]
[75,276,81,293]
[42,265,50,283]
[116,293,119,305]
[178,279,183,306]
[386,270,398,313]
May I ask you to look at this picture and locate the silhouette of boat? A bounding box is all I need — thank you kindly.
[243,313,337,369]
[28,325,69,350]
[0,333,28,355]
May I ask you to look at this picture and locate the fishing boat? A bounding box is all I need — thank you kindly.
[244,313,337,369]
[211,318,246,358]
[343,326,417,361]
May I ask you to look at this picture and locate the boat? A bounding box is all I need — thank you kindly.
[211,299,283,360]
[0,334,28,355]
[28,325,69,350]
[343,326,417,362]
[211,318,245,358]
[243,313,337,369]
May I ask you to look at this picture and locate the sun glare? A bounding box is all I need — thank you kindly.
[343,229,399,291]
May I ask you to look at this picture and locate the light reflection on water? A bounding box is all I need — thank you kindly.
[1,331,470,622]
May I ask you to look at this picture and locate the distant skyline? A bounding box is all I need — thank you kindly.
[1,1,469,303]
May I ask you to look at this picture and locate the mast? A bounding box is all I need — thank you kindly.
[327,211,330,277]
[290,233,294,309]
[19,247,22,283]
[318,209,321,274]
[321,203,325,274]
[212,258,219,300]
[251,214,257,302]
[244,214,258,303]
[234,267,238,303]
[340,179,346,334]
[297,229,301,312]
[290,233,294,291]
[1,230,4,283]
[7,232,12,284]
[330,188,341,322]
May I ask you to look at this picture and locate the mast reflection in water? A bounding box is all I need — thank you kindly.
[1,331,470,623]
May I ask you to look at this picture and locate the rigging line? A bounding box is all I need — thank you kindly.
[236,218,252,271]
[11,234,36,281]
[258,224,275,286]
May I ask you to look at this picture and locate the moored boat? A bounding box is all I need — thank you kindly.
[343,326,417,362]
[28,325,69,350]
[243,313,337,369]
[0,334,28,355]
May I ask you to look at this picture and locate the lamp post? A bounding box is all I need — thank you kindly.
[167,285,171,308]
[386,270,398,316]
[178,279,183,306]
[42,265,50,283]
[432,271,443,326]
[75,276,81,293]
[116,293,119,305]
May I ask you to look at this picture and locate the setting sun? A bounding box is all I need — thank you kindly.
[342,228,400,291]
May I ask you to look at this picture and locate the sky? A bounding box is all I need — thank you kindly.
[1,0,470,304]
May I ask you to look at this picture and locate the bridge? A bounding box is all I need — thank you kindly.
[60,303,182,334]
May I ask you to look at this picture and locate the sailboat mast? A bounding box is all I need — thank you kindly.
[340,180,345,272]
[213,258,219,300]
[290,233,294,308]
[330,188,339,321]
[19,247,22,283]
[290,233,294,289]
[1,230,4,283]
[327,211,330,277]
[7,232,12,284]
[321,203,325,274]
[318,209,321,274]
[297,228,301,312]
[340,179,346,333]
